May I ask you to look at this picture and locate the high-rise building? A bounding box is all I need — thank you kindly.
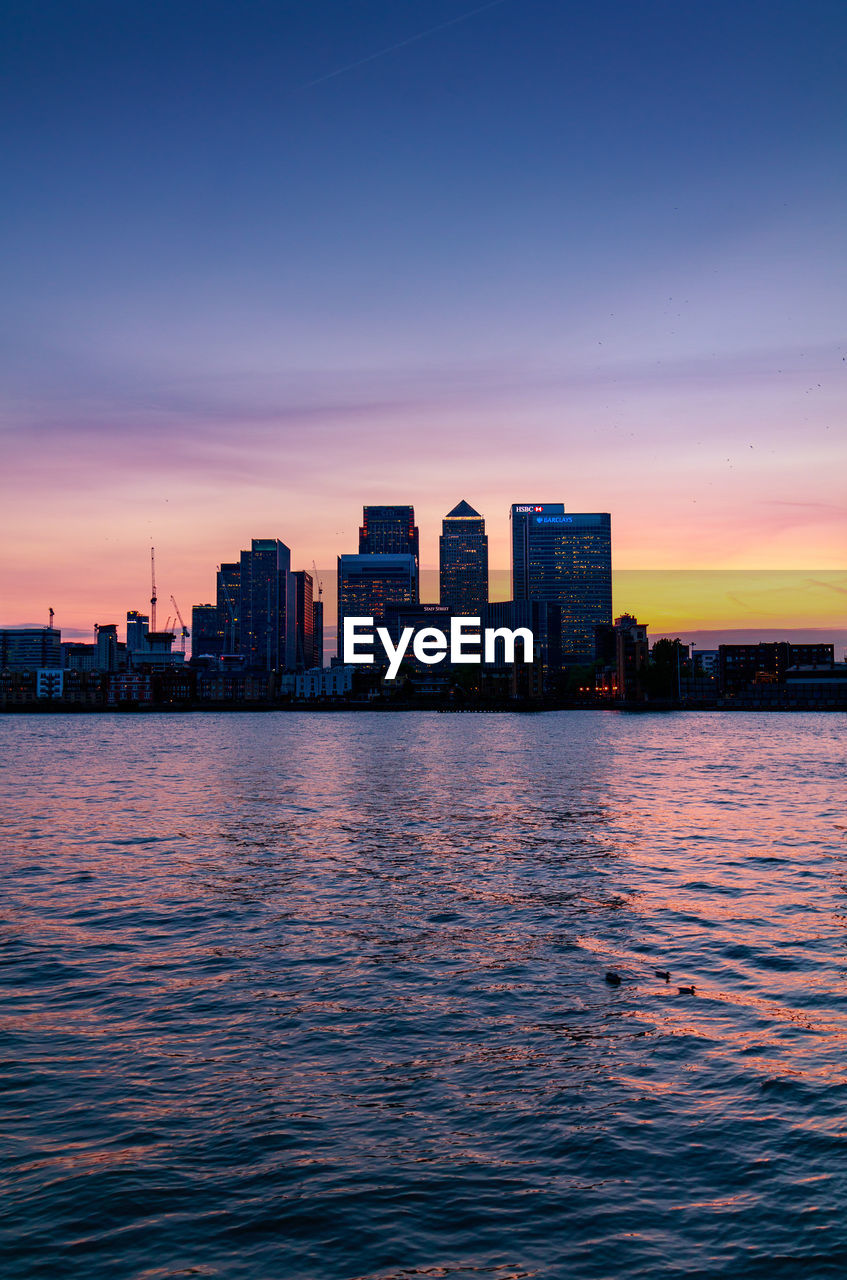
[216,562,240,654]
[312,598,324,668]
[95,623,120,672]
[191,604,220,659]
[359,505,419,571]
[510,503,612,662]
[337,553,418,658]
[289,570,315,670]
[439,500,488,614]
[126,611,149,654]
[239,539,291,670]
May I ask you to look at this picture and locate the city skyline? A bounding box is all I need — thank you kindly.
[2,1,845,635]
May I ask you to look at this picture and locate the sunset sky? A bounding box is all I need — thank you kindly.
[2,0,845,638]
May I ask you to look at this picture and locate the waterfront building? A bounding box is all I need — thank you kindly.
[295,664,357,700]
[482,600,563,697]
[613,614,649,701]
[95,623,120,673]
[692,649,719,677]
[439,500,488,614]
[337,553,418,658]
[239,539,291,670]
[126,611,149,654]
[62,642,96,671]
[510,503,612,662]
[129,629,184,670]
[289,570,315,670]
[0,627,62,671]
[216,562,241,654]
[719,642,834,694]
[382,603,452,672]
[36,669,64,698]
[359,505,419,571]
[313,598,324,668]
[191,604,220,659]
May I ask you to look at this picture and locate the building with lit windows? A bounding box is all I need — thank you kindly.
[215,562,240,654]
[0,627,62,671]
[337,553,418,658]
[289,570,315,670]
[439,500,488,614]
[359,505,419,570]
[239,539,291,670]
[510,503,612,662]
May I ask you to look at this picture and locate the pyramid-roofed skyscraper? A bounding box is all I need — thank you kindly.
[439,500,488,614]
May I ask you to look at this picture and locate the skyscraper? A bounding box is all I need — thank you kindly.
[216,562,240,654]
[359,505,419,571]
[288,570,315,670]
[238,539,291,670]
[510,504,612,661]
[126,610,149,654]
[336,553,418,658]
[312,597,324,669]
[439,500,488,614]
[191,604,220,659]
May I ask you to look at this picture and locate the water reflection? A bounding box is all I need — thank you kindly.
[1,711,846,1279]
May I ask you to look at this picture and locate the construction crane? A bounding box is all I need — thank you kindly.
[150,547,158,631]
[311,560,323,601]
[170,596,190,655]
[48,607,54,630]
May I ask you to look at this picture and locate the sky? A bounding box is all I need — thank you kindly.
[1,0,845,637]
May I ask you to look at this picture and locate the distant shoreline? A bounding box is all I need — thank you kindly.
[1,701,844,716]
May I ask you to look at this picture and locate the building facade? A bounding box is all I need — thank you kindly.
[439,500,488,614]
[510,504,612,662]
[359,505,419,570]
[126,611,149,654]
[238,539,291,670]
[216,562,241,654]
[313,598,324,669]
[191,604,220,659]
[336,553,418,658]
[0,628,62,671]
[289,570,315,670]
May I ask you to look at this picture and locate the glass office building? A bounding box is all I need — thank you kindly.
[510,504,612,661]
[239,538,291,670]
[288,570,315,671]
[216,561,241,654]
[439,500,488,614]
[337,553,418,658]
[359,506,419,569]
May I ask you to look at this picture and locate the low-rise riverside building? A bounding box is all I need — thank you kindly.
[296,665,357,700]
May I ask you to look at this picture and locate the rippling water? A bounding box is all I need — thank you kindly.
[2,711,846,1279]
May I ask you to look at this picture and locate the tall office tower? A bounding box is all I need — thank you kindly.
[216,562,241,653]
[510,504,612,662]
[337,553,418,658]
[95,623,120,672]
[191,604,220,659]
[359,505,419,572]
[288,570,315,670]
[439,500,488,614]
[238,539,291,670]
[312,598,324,668]
[126,610,149,654]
